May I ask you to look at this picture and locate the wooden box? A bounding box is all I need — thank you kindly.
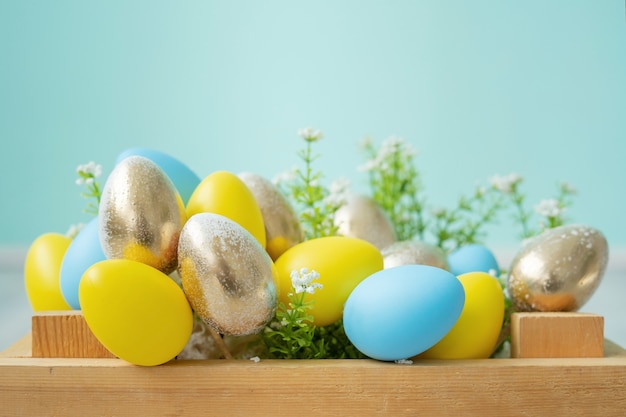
[1,312,626,417]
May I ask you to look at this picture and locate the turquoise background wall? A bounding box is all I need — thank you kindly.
[1,1,625,251]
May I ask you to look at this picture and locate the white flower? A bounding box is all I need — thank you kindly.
[430,207,446,217]
[358,136,418,174]
[76,161,102,178]
[357,159,379,173]
[323,193,346,208]
[297,127,323,142]
[324,177,351,208]
[380,135,403,151]
[290,268,323,294]
[272,169,297,185]
[534,198,563,218]
[65,223,85,239]
[489,173,522,194]
[358,136,373,150]
[560,182,577,194]
[272,166,297,185]
[378,136,417,158]
[329,177,351,195]
[249,356,261,363]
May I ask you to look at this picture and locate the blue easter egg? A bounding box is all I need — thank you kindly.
[447,244,500,276]
[59,217,107,309]
[343,265,465,361]
[116,148,201,204]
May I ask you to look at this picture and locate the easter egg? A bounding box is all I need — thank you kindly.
[274,236,384,327]
[24,233,73,312]
[178,213,278,335]
[334,194,397,250]
[419,272,504,359]
[79,259,193,366]
[447,244,500,276]
[59,217,106,309]
[238,172,303,260]
[99,155,187,274]
[343,265,465,361]
[116,147,201,204]
[186,171,266,248]
[382,240,449,270]
[507,224,608,312]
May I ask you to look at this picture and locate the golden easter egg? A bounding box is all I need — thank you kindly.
[382,240,449,270]
[334,194,397,250]
[238,172,304,261]
[178,213,277,336]
[99,155,186,274]
[507,224,608,312]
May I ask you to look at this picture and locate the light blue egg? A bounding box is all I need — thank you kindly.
[59,217,107,309]
[447,244,500,276]
[343,265,465,361]
[116,148,201,204]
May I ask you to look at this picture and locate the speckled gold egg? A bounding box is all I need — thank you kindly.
[382,240,449,270]
[238,172,304,261]
[507,224,608,312]
[99,156,186,275]
[334,194,397,250]
[178,213,278,336]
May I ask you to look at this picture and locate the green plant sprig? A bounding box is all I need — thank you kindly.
[489,175,577,239]
[430,185,506,252]
[277,128,348,240]
[260,267,365,359]
[263,130,581,360]
[359,136,426,241]
[261,268,327,359]
[75,161,103,216]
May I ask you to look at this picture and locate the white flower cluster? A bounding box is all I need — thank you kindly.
[297,127,323,142]
[560,182,577,194]
[290,268,323,294]
[75,161,103,185]
[358,136,417,172]
[65,223,85,239]
[272,166,298,186]
[534,198,564,218]
[323,177,351,208]
[489,173,522,194]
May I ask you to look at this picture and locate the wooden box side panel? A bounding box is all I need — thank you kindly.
[1,357,626,417]
[511,312,604,358]
[31,311,115,358]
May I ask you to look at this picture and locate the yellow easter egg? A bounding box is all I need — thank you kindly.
[274,236,383,327]
[24,233,73,312]
[79,259,193,366]
[186,171,266,248]
[419,271,505,359]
